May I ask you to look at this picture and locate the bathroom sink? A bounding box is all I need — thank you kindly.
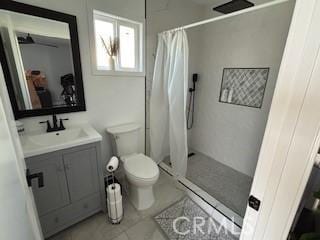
[20,125,102,157]
[27,128,88,147]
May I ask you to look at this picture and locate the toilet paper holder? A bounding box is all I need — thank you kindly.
[106,157,123,224]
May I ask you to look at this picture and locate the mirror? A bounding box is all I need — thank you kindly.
[0,1,85,119]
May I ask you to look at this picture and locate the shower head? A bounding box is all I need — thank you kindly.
[213,0,254,14]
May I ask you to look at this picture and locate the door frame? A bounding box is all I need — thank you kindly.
[241,0,320,239]
[0,64,43,239]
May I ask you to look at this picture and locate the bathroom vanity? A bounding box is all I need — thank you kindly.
[21,125,105,238]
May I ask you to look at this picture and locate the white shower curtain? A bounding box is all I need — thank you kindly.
[150,30,189,177]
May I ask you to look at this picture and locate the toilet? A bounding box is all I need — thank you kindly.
[106,123,159,210]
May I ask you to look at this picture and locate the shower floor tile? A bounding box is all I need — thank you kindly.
[186,151,253,217]
[164,151,252,217]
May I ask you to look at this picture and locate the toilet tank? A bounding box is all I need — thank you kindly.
[106,123,141,157]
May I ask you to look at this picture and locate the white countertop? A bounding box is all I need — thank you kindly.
[20,124,102,158]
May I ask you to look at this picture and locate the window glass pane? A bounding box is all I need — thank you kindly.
[119,25,136,69]
[94,19,114,69]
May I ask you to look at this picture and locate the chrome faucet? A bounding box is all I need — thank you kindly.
[39,114,69,132]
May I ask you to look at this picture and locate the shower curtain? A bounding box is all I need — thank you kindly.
[150,30,189,177]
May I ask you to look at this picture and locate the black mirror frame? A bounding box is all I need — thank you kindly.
[0,1,86,119]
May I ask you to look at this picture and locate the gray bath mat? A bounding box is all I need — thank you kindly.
[154,197,238,240]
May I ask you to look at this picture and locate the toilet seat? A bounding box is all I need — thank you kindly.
[124,153,159,180]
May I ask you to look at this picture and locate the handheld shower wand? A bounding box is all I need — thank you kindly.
[187,74,198,130]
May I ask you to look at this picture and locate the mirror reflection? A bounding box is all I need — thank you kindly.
[0,10,76,111]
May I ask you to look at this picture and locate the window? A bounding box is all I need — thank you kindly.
[93,10,143,73]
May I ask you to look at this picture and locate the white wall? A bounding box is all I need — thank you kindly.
[188,1,295,177]
[14,0,146,169]
[9,11,70,39]
[0,27,25,109]
[19,42,73,105]
[146,0,206,153]
[0,13,34,109]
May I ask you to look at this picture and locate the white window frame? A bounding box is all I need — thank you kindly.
[93,13,117,72]
[117,20,140,72]
[91,10,144,76]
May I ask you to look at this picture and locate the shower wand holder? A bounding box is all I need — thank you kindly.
[189,73,198,92]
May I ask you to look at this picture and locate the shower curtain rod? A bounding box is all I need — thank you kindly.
[161,0,290,33]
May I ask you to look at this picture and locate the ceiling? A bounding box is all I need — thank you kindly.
[16,32,71,47]
[189,0,275,7]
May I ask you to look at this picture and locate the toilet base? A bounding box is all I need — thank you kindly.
[128,181,155,210]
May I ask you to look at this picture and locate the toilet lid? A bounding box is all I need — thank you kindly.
[124,154,159,179]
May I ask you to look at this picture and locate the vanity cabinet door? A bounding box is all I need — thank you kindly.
[63,147,99,202]
[26,154,70,216]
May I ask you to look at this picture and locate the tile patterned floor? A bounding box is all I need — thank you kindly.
[48,169,239,240]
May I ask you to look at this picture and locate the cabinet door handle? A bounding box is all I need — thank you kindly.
[26,169,44,188]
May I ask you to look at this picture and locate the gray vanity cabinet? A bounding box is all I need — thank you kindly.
[26,153,70,216]
[64,148,99,202]
[26,143,102,238]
